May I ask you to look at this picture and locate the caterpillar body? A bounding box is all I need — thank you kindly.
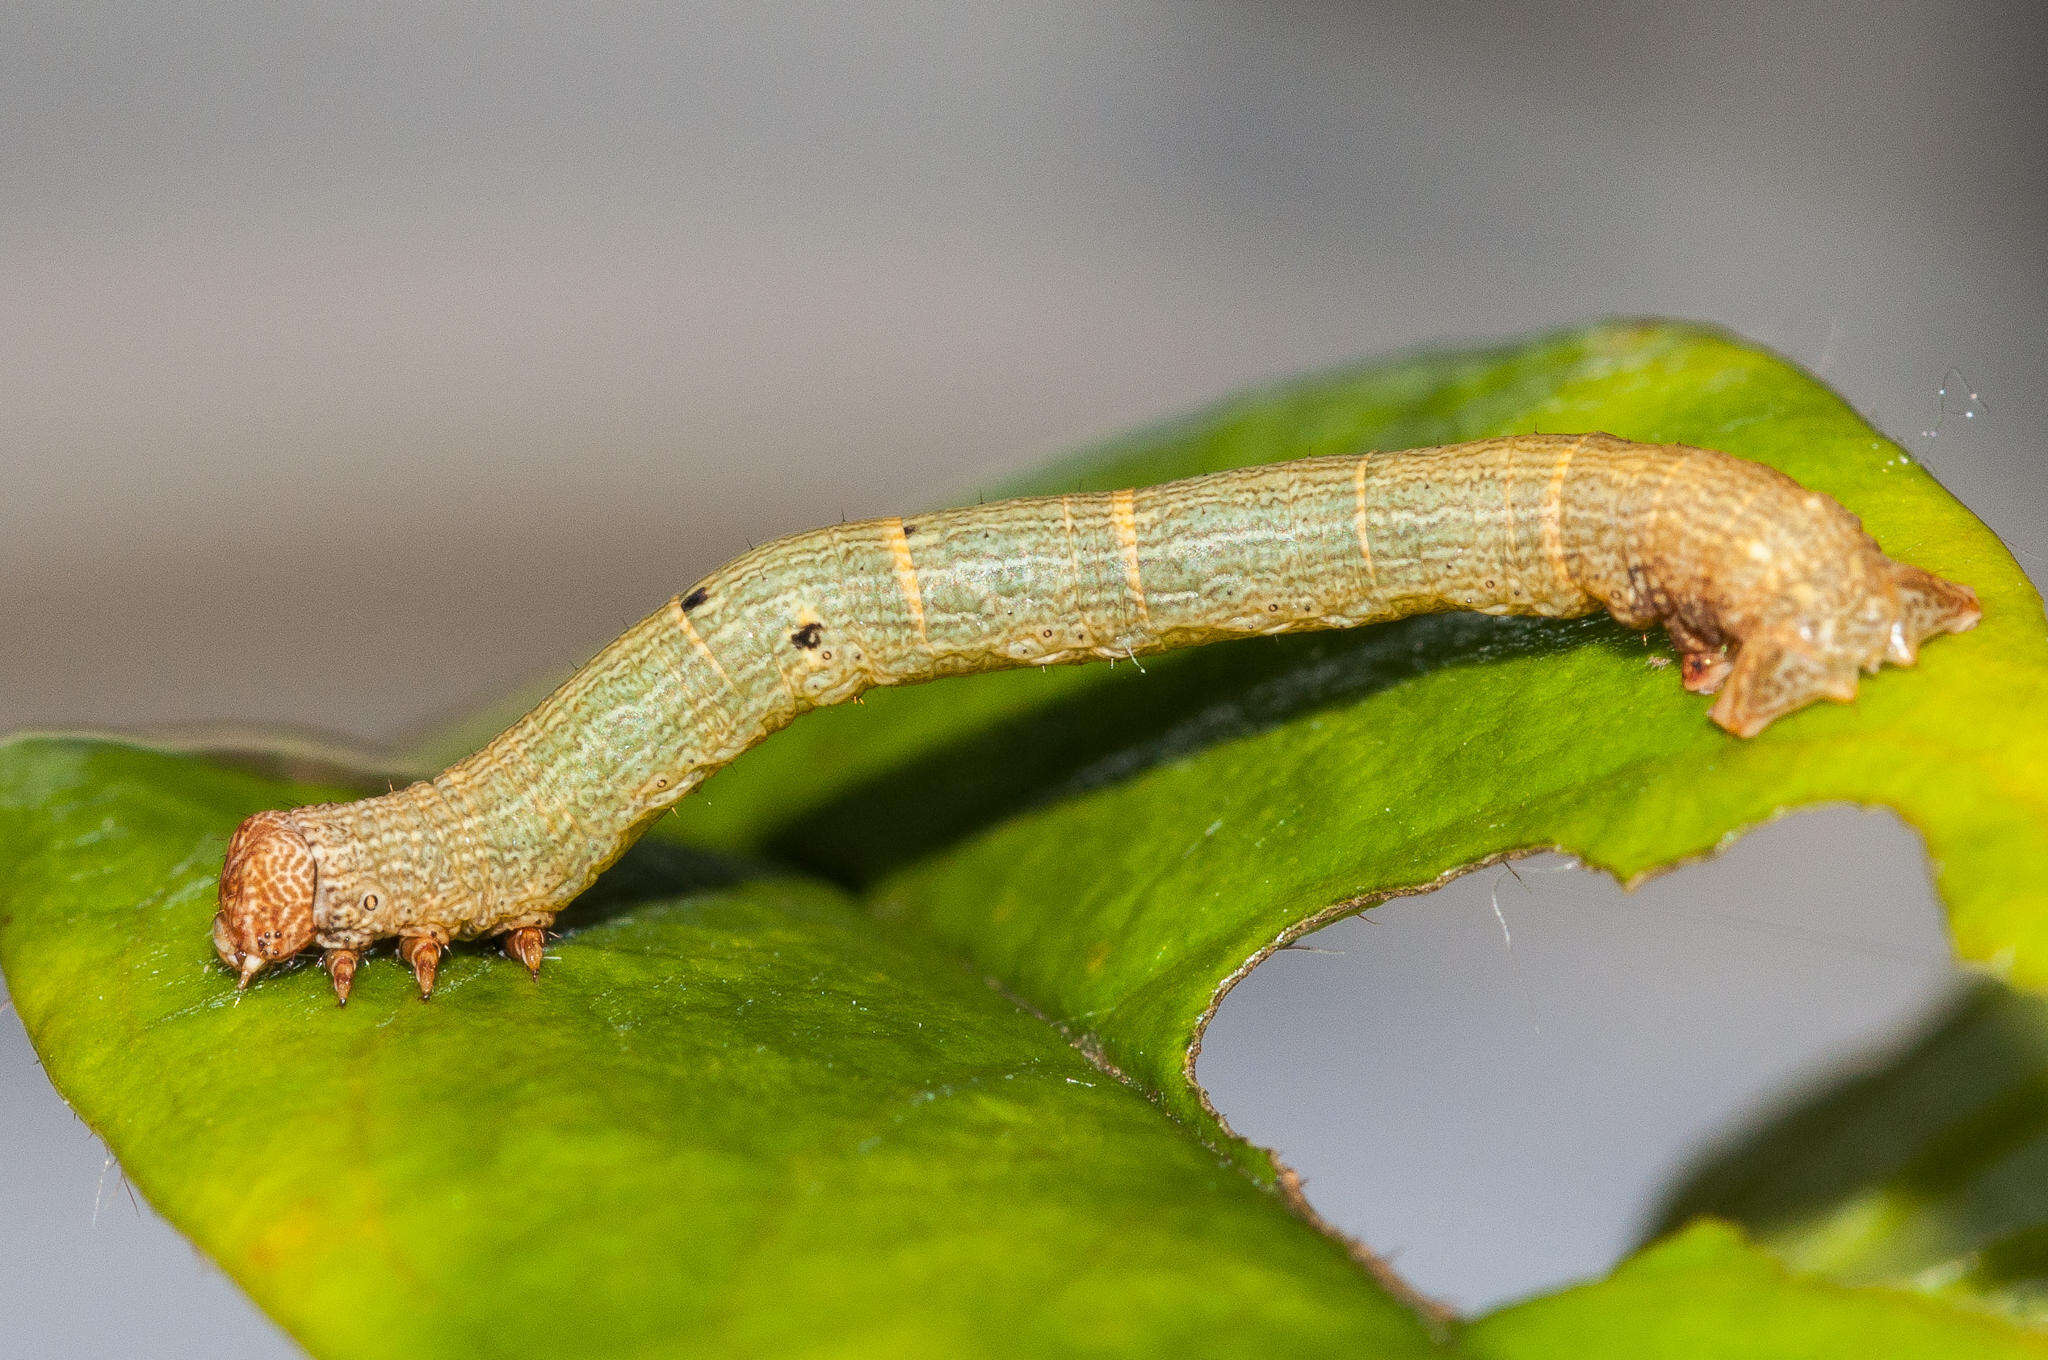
[213,433,1981,1002]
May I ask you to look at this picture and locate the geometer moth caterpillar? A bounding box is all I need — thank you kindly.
[213,433,1981,1003]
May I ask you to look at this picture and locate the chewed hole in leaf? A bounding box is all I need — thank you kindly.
[1197,807,1961,1313]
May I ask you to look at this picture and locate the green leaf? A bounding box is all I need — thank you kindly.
[1651,979,2048,1326]
[662,320,2048,1146]
[1465,1221,2047,1359]
[0,738,1440,1359]
[6,320,2046,1357]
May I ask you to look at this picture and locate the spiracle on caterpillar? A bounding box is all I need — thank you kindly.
[212,433,1981,1003]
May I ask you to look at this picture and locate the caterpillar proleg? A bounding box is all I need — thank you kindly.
[212,434,1981,1002]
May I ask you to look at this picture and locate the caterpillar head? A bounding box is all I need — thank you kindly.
[1664,485,1981,737]
[213,810,317,987]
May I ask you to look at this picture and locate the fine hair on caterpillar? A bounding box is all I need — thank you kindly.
[211,433,1981,1003]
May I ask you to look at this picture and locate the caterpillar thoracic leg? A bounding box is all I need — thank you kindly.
[324,948,359,1007]
[504,927,546,978]
[400,935,443,999]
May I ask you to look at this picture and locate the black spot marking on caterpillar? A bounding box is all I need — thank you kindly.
[791,623,824,650]
[902,523,917,536]
[682,587,709,611]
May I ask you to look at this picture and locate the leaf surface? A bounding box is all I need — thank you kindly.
[659,321,2048,1145]
[1650,980,2048,1328]
[0,739,1437,1359]
[6,321,2046,1356]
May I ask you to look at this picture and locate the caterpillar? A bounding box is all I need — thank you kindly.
[213,433,1981,1003]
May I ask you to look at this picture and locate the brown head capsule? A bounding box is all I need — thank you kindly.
[213,809,317,987]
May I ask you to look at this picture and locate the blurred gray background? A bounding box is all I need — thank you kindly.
[3,1,2043,1353]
